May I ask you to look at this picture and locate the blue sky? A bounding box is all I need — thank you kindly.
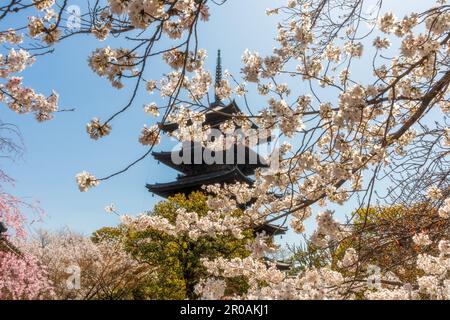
[1,0,434,245]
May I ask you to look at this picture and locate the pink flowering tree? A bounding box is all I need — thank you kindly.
[0,249,54,300]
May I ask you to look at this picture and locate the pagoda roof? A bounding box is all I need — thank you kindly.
[274,261,291,271]
[254,223,288,236]
[0,237,21,256]
[147,166,254,198]
[159,100,260,133]
[152,145,268,176]
[263,258,291,271]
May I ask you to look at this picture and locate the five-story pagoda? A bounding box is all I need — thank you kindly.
[147,50,287,239]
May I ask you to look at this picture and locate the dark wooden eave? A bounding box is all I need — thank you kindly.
[264,257,291,271]
[146,166,254,198]
[254,223,288,236]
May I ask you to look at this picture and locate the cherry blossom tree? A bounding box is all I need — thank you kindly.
[1,0,450,299]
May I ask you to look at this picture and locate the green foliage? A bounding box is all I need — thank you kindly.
[93,191,253,299]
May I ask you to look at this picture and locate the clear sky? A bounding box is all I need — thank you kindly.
[1,0,434,245]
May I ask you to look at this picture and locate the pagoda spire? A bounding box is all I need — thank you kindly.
[214,49,222,103]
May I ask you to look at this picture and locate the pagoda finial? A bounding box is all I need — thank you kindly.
[214,49,222,102]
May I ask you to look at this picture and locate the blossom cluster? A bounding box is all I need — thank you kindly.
[310,210,347,248]
[86,118,112,140]
[1,35,58,121]
[75,171,99,192]
[121,206,245,240]
[195,214,450,300]
[33,0,55,11]
[196,256,346,300]
[139,125,161,146]
[27,10,60,46]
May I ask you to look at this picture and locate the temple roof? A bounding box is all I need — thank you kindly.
[254,223,288,236]
[0,221,7,234]
[146,51,285,238]
[159,100,260,133]
[152,144,268,176]
[146,166,254,198]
